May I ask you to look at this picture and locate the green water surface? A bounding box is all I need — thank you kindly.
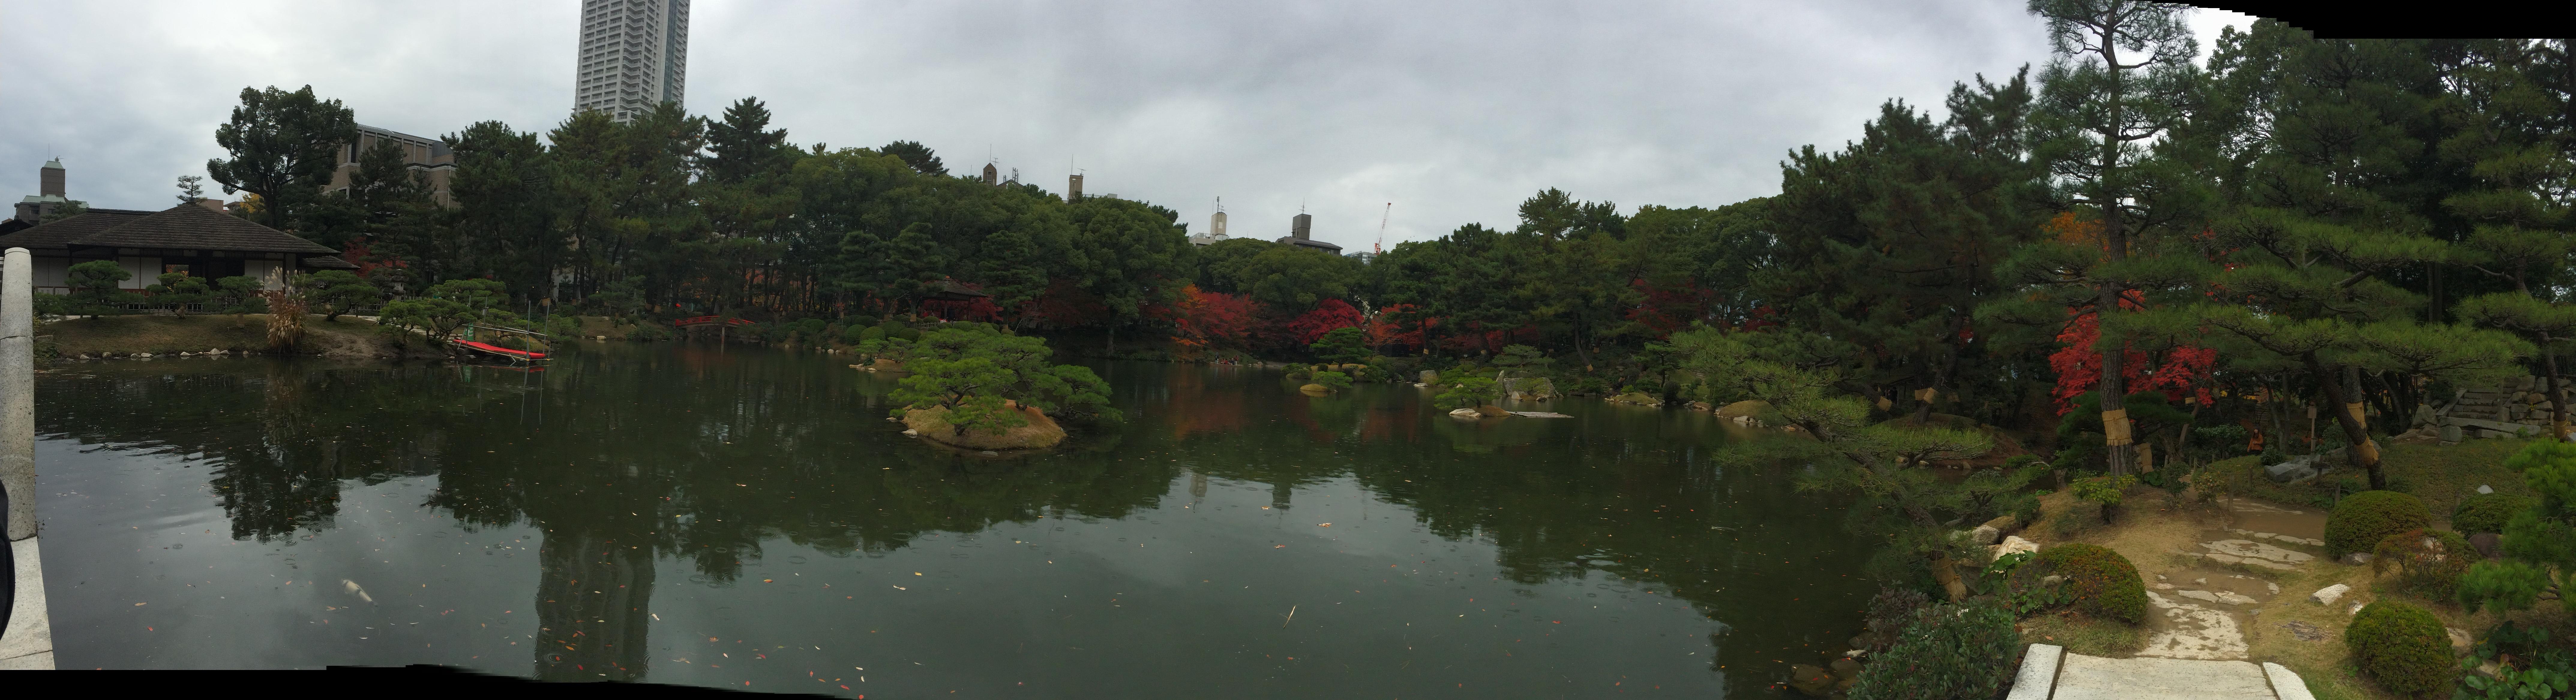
[32,342,1871,696]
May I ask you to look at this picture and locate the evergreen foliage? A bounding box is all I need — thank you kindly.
[2326,490,2433,559]
[2344,600,2457,698]
[1846,598,2019,700]
[2031,543,2146,624]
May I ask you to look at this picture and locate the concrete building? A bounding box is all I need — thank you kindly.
[10,160,77,228]
[1065,173,1085,202]
[575,0,690,122]
[324,124,458,206]
[982,162,998,186]
[0,200,356,294]
[1189,199,1231,246]
[1277,212,1341,254]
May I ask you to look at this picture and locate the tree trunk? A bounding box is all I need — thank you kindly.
[2308,353,2385,490]
[2546,349,2568,438]
[1914,317,1965,425]
[2093,25,2133,479]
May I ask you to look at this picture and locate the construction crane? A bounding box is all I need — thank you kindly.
[1374,202,1392,255]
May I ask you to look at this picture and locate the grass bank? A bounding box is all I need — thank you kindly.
[40,314,435,360]
[2197,438,2544,520]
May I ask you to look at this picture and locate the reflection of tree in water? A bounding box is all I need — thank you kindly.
[41,349,1181,680]
[1170,380,1871,673]
[38,362,484,542]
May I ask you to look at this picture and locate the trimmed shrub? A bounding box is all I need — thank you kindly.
[2326,491,2432,559]
[1859,587,1932,653]
[2344,601,2456,698]
[2031,543,2147,624]
[2370,529,2475,600]
[1847,599,2020,700]
[2450,492,2535,535]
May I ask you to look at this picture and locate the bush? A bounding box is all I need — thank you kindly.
[2031,543,2146,624]
[1434,376,1499,410]
[2326,490,2433,559]
[2451,492,2535,535]
[1311,371,1353,391]
[1858,587,1932,653]
[2343,601,2456,698]
[2370,529,2475,600]
[1847,599,2020,700]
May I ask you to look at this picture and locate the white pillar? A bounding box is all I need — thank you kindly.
[2,247,31,540]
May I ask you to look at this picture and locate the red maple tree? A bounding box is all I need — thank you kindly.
[1286,299,1368,345]
[2049,290,2217,415]
[1160,284,1265,351]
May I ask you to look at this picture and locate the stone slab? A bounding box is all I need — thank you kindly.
[2140,591,2248,660]
[0,536,52,668]
[2052,653,2277,699]
[2005,643,2063,700]
[2263,662,2316,700]
[2201,539,2314,564]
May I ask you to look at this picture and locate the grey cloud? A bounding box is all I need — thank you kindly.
[3,1,2241,249]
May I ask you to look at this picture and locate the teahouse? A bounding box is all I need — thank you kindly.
[0,200,355,293]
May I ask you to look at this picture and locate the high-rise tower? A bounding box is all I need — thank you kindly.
[575,0,690,122]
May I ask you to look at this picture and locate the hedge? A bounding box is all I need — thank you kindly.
[2032,543,2146,624]
[2344,600,2455,698]
[2325,490,2431,559]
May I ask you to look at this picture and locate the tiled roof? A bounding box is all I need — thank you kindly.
[300,255,359,269]
[0,208,159,251]
[69,203,339,254]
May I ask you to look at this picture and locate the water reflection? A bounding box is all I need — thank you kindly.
[37,346,1872,695]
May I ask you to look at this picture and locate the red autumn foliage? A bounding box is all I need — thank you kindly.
[1625,279,1714,339]
[1160,284,1265,351]
[2049,290,2217,415]
[1287,299,1368,345]
[1367,303,1429,351]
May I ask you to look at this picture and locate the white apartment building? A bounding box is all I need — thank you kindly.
[574,0,690,122]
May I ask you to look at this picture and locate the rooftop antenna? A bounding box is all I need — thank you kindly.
[1375,202,1392,255]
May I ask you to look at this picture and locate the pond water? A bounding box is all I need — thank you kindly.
[31,342,1873,696]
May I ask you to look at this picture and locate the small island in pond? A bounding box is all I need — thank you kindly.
[880,323,1115,451]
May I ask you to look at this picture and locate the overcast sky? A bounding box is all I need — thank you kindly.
[0,1,2252,249]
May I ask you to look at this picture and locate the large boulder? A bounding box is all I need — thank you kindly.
[1476,405,1511,417]
[1608,391,1662,407]
[1715,400,1770,419]
[1968,515,2017,545]
[902,403,1065,450]
[1299,383,1332,395]
[2264,454,2321,483]
[1989,535,2038,561]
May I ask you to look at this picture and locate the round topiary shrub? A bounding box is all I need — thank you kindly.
[1847,599,2021,700]
[2370,529,2475,599]
[2031,543,2147,624]
[2344,600,2456,697]
[2450,492,2535,535]
[2325,490,2432,559]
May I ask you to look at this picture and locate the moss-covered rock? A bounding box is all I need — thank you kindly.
[2326,490,2432,559]
[2345,600,2455,697]
[2032,543,2146,624]
[902,404,1065,450]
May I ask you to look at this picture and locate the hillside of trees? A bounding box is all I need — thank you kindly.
[201,20,2575,472]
